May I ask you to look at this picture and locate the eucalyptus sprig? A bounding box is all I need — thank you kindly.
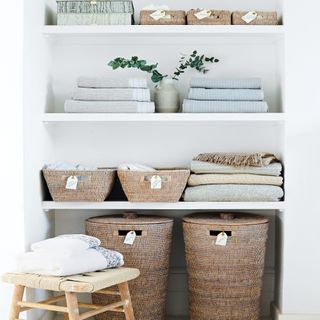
[108,50,219,84]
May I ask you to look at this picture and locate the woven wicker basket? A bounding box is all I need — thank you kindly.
[232,11,278,25]
[86,213,174,320]
[140,10,186,25]
[183,212,269,320]
[187,9,231,25]
[43,168,116,202]
[117,169,190,202]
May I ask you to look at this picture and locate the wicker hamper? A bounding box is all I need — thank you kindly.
[187,9,231,25]
[86,213,174,320]
[232,11,278,25]
[140,10,186,25]
[183,212,269,320]
[42,168,116,201]
[117,169,190,202]
[56,0,134,25]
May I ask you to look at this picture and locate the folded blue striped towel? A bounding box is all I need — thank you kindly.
[188,88,264,101]
[182,100,268,113]
[190,78,262,89]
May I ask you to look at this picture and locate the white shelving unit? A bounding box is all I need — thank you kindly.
[23,1,285,319]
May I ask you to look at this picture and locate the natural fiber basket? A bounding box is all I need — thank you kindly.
[232,11,278,25]
[183,212,269,320]
[117,169,190,202]
[140,10,186,25]
[86,213,174,320]
[187,9,231,25]
[42,168,116,201]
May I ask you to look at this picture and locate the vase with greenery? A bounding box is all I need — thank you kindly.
[108,50,219,113]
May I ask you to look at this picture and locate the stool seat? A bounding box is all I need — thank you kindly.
[3,267,140,293]
[3,267,140,320]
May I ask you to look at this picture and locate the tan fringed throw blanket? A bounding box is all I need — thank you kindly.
[193,153,278,167]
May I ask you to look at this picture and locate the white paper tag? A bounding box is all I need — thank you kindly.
[215,232,228,246]
[65,176,78,190]
[150,175,162,189]
[241,11,258,24]
[150,10,171,20]
[124,231,136,245]
[195,9,211,20]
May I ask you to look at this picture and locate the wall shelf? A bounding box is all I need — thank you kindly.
[43,25,284,38]
[42,201,285,211]
[43,113,285,124]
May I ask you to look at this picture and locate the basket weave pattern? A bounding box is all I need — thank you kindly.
[117,169,190,202]
[140,10,186,25]
[187,9,231,25]
[43,169,116,201]
[86,215,174,320]
[183,213,269,320]
[232,11,278,25]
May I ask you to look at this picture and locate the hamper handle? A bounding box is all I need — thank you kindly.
[210,230,232,236]
[114,230,147,237]
[142,175,171,182]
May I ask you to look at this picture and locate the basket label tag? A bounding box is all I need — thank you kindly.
[241,11,258,24]
[215,232,228,246]
[195,9,211,20]
[66,176,78,190]
[150,10,171,20]
[150,175,162,189]
[124,231,136,245]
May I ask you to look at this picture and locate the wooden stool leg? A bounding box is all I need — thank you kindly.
[118,282,135,320]
[9,285,25,320]
[64,314,69,320]
[65,292,80,320]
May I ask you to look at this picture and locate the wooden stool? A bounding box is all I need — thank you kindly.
[3,267,140,320]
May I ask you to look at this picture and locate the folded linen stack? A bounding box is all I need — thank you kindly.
[64,77,155,113]
[182,78,269,113]
[17,234,124,276]
[183,152,284,202]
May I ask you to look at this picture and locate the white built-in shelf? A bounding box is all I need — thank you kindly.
[42,201,285,211]
[43,113,285,124]
[43,25,284,37]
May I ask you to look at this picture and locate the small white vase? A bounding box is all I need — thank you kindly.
[154,78,180,113]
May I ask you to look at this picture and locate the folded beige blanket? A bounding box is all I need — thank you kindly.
[193,153,278,167]
[188,174,283,187]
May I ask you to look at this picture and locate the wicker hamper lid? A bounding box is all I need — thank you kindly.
[183,212,268,226]
[87,212,173,225]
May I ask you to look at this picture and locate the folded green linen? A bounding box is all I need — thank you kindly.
[183,184,284,202]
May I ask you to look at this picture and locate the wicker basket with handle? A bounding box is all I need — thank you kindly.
[86,213,174,320]
[232,11,278,25]
[43,168,116,201]
[183,212,269,320]
[187,9,231,25]
[140,10,186,25]
[117,168,190,202]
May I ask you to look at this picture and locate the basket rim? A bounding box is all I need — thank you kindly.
[43,168,116,172]
[117,168,190,173]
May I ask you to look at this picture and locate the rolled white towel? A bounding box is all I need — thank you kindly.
[31,234,101,256]
[43,162,96,170]
[118,163,156,172]
[16,247,124,276]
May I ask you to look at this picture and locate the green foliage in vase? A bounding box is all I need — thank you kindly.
[108,50,219,84]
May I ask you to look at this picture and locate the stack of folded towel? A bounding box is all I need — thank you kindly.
[183,152,284,202]
[17,235,124,276]
[182,78,269,113]
[64,77,155,113]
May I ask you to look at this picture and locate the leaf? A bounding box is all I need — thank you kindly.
[214,59,219,63]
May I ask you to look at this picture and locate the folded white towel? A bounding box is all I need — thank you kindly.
[77,77,148,89]
[44,162,96,171]
[16,247,124,276]
[118,163,156,172]
[31,235,101,256]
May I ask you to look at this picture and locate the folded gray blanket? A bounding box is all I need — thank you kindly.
[64,100,155,113]
[72,88,151,101]
[190,78,262,89]
[191,160,282,176]
[183,185,284,202]
[182,100,268,113]
[77,77,148,88]
[188,88,264,101]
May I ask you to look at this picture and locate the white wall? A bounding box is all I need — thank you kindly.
[0,0,24,318]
